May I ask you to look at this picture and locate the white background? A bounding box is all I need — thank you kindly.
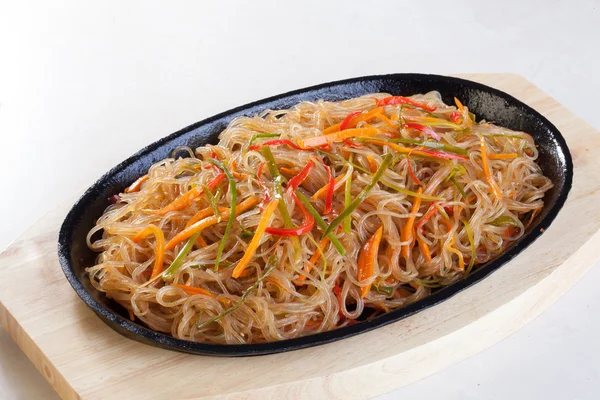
[1,1,599,399]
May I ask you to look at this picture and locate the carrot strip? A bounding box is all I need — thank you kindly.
[418,240,432,262]
[132,225,165,279]
[186,206,228,229]
[401,188,423,259]
[232,198,279,278]
[488,153,518,160]
[173,284,217,298]
[480,137,503,199]
[280,167,299,175]
[357,226,384,298]
[299,127,380,148]
[366,156,378,173]
[196,234,208,247]
[296,237,329,284]
[125,175,149,193]
[152,173,226,215]
[166,196,259,250]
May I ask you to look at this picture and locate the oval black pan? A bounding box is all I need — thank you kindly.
[57,74,572,356]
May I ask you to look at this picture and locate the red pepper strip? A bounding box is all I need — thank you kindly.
[333,284,345,319]
[343,138,363,149]
[256,161,271,211]
[248,139,306,151]
[406,151,421,185]
[265,192,314,236]
[340,110,363,131]
[418,148,468,160]
[210,151,220,160]
[449,111,462,124]
[377,96,437,112]
[416,202,438,234]
[402,123,441,141]
[286,160,315,193]
[323,164,334,215]
[109,194,121,204]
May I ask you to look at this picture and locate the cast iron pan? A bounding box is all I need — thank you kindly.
[57,74,573,356]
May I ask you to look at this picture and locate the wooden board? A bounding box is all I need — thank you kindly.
[1,74,600,400]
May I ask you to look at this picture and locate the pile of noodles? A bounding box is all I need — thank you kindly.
[87,91,552,344]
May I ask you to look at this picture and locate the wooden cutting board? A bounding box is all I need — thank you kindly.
[1,74,600,400]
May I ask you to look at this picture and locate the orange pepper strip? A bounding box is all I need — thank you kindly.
[132,225,165,279]
[480,137,503,199]
[125,175,149,193]
[231,198,279,278]
[296,237,329,284]
[152,173,226,215]
[357,226,384,298]
[172,284,217,298]
[322,107,385,134]
[299,127,380,148]
[488,153,518,160]
[166,197,259,250]
[401,188,423,259]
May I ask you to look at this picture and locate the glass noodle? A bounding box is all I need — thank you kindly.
[86,92,552,344]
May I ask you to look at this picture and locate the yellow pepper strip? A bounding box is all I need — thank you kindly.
[299,127,380,148]
[480,137,503,199]
[166,196,259,251]
[401,188,423,259]
[132,225,165,279]
[446,234,465,271]
[322,107,385,134]
[357,226,384,298]
[232,198,279,278]
[312,174,346,200]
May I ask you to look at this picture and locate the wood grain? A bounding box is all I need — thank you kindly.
[1,74,599,400]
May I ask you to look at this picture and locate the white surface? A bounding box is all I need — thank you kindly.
[0,0,598,399]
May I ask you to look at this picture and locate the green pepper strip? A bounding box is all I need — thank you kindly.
[248,133,280,148]
[414,278,445,288]
[202,185,221,223]
[450,177,467,199]
[295,191,345,255]
[344,154,353,233]
[462,219,476,275]
[390,138,468,157]
[322,153,393,238]
[208,159,236,271]
[261,146,301,260]
[197,255,279,328]
[162,232,201,281]
[317,150,442,201]
[489,216,519,227]
[373,285,394,297]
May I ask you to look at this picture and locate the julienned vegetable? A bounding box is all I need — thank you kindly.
[88,91,553,345]
[322,153,393,238]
